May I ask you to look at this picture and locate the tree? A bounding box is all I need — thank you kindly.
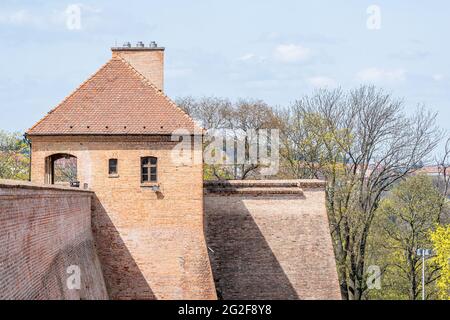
[53,156,77,183]
[176,96,232,130]
[226,99,281,179]
[369,175,443,300]
[430,225,450,300]
[436,137,450,221]
[278,89,347,179]
[177,96,233,180]
[177,97,279,179]
[429,138,450,300]
[0,130,30,180]
[280,86,441,299]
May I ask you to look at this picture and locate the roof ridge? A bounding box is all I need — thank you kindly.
[27,58,116,134]
[115,56,203,133]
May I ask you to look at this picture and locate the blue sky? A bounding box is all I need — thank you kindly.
[0,0,449,137]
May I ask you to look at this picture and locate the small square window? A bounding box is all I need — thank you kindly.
[109,159,118,175]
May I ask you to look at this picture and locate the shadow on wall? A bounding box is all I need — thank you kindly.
[205,196,299,300]
[36,238,108,300]
[91,195,155,300]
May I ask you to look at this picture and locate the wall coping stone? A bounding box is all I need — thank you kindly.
[0,179,93,194]
[204,179,325,195]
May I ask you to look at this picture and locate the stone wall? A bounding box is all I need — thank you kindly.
[30,135,217,300]
[0,180,108,300]
[204,180,341,300]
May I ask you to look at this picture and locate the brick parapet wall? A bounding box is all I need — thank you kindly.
[204,179,326,190]
[204,179,325,196]
[0,176,340,300]
[0,180,108,300]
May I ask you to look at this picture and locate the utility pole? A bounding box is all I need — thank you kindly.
[422,253,425,300]
[417,248,432,300]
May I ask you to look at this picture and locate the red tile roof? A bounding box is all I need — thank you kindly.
[413,166,441,175]
[27,56,200,135]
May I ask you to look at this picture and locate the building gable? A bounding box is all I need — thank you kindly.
[27,57,199,136]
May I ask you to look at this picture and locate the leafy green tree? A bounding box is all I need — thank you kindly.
[430,225,450,299]
[0,130,30,180]
[369,175,444,300]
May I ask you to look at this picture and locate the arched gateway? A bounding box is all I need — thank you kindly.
[44,153,77,186]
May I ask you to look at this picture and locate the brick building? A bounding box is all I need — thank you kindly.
[26,43,216,300]
[21,42,340,300]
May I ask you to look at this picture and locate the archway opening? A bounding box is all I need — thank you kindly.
[45,153,78,186]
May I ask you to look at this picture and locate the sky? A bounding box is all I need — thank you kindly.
[0,0,449,139]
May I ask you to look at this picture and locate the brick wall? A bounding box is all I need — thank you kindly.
[204,180,341,300]
[0,180,108,300]
[30,135,217,300]
[26,133,339,300]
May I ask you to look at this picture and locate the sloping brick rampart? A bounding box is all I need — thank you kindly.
[0,180,108,300]
[204,180,341,300]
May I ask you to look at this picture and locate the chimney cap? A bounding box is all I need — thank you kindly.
[111,41,165,52]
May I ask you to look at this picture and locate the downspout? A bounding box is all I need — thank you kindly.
[23,133,31,181]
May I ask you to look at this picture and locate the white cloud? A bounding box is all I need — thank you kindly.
[389,49,429,60]
[356,67,406,83]
[265,32,280,41]
[308,76,337,88]
[238,53,256,61]
[274,44,312,63]
[432,74,445,81]
[78,4,102,14]
[0,5,101,30]
[0,10,44,27]
[237,53,267,63]
[8,10,31,24]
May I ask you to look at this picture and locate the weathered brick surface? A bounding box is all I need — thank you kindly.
[30,135,217,300]
[204,181,341,300]
[0,180,108,300]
